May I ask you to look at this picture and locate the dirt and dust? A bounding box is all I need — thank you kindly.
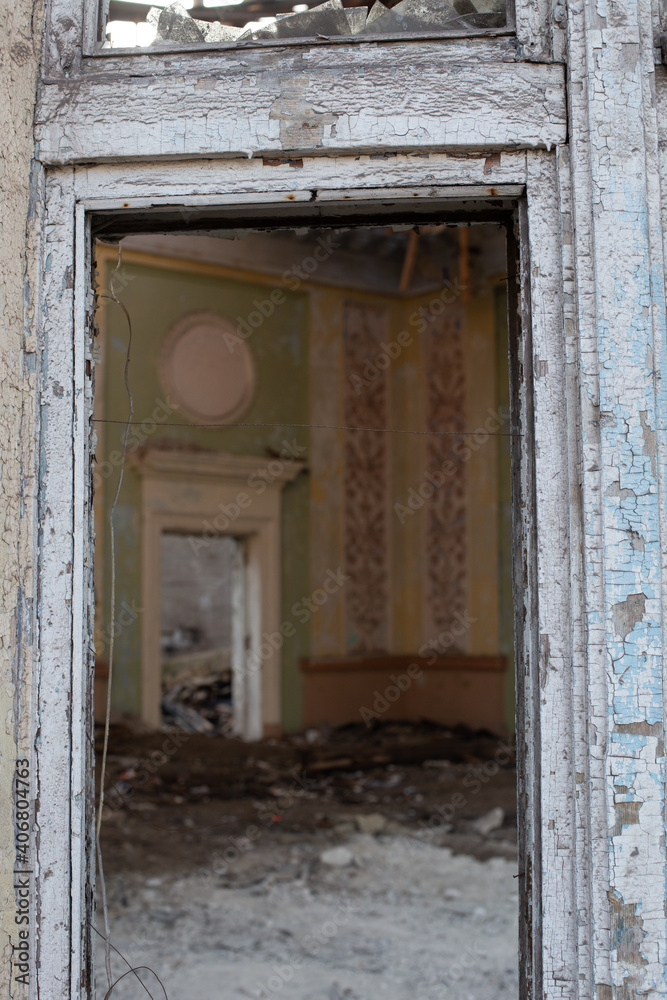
[95,721,519,999]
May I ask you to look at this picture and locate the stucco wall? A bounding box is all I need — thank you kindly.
[0,2,43,994]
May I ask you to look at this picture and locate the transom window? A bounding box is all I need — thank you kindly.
[103,0,511,48]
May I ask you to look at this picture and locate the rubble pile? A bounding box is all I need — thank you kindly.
[96,831,519,1000]
[162,674,233,735]
[97,718,516,864]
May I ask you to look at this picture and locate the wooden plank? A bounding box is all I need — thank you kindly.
[81,32,530,68]
[315,184,525,201]
[35,168,77,998]
[526,149,577,995]
[75,151,529,204]
[556,140,596,996]
[36,52,566,164]
[71,201,96,997]
[563,0,667,994]
[511,186,540,1000]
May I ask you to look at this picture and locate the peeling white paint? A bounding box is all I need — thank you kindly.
[1,0,667,997]
[34,45,567,164]
[565,0,667,994]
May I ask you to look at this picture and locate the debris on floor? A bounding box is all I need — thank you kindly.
[98,718,516,868]
[95,831,519,1000]
[96,720,518,997]
[162,674,234,735]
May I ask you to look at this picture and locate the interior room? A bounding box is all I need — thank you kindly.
[93,220,519,999]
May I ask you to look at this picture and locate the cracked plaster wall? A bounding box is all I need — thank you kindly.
[0,2,43,995]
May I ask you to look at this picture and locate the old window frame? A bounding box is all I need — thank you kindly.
[82,0,531,55]
[34,150,581,998]
[43,0,561,75]
[94,0,519,52]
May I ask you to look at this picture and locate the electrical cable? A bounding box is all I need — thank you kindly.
[89,922,168,1000]
[102,966,169,1000]
[93,417,516,437]
[95,247,135,991]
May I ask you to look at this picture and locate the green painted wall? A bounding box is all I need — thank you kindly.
[98,259,310,728]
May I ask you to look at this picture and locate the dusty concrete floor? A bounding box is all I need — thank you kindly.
[95,722,519,999]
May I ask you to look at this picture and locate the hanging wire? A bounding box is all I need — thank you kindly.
[101,966,170,1000]
[89,922,167,1000]
[95,835,114,991]
[95,247,135,991]
[93,417,516,437]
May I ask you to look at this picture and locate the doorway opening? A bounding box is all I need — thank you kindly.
[93,214,519,1000]
[160,531,238,736]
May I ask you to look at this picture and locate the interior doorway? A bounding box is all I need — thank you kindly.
[160,531,238,735]
[93,216,519,1000]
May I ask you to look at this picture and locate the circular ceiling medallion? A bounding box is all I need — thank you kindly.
[159,313,256,425]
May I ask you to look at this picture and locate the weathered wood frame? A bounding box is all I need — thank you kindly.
[26,0,667,991]
[35,150,580,998]
[68,0,555,62]
[35,44,566,163]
